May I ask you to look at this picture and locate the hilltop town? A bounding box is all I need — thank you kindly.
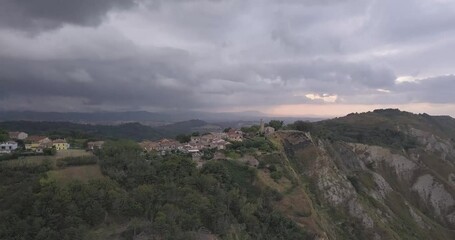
[0,119,280,165]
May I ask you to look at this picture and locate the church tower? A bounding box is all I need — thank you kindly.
[259,119,265,134]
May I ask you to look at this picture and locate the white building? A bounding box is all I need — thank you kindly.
[0,141,18,153]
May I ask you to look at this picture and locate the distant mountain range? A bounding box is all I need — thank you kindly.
[0,111,324,125]
[0,119,209,141]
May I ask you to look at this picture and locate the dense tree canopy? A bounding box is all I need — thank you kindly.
[287,120,313,132]
[175,134,191,143]
[0,128,8,142]
[0,140,311,240]
[268,120,284,130]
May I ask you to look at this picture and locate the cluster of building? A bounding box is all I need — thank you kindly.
[0,131,70,154]
[23,135,70,152]
[140,129,244,154]
[1,119,277,156]
[0,131,27,153]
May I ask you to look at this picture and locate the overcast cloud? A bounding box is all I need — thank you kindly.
[1,0,455,115]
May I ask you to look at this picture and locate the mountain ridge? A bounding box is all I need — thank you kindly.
[0,110,324,124]
[261,108,455,238]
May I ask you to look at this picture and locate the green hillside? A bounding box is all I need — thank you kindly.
[2,109,455,239]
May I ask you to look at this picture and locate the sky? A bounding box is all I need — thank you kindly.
[1,0,455,117]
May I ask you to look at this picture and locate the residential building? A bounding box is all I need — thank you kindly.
[210,139,229,150]
[0,141,18,153]
[158,139,181,151]
[26,136,51,144]
[211,132,227,139]
[25,136,51,151]
[52,139,70,150]
[189,132,230,150]
[140,139,182,152]
[190,136,201,144]
[87,141,105,151]
[140,141,161,152]
[200,133,216,143]
[8,131,28,140]
[226,129,244,142]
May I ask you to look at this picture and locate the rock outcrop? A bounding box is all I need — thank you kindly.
[270,118,455,239]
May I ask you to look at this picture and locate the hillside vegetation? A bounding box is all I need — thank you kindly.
[0,140,311,240]
[2,109,455,239]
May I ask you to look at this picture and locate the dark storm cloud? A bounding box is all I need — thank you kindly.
[0,0,454,112]
[0,0,137,31]
[0,54,201,108]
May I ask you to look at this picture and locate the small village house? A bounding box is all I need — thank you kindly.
[8,131,28,140]
[25,136,51,151]
[226,129,244,142]
[87,141,105,151]
[0,141,18,153]
[52,139,70,150]
[139,141,161,152]
[140,139,183,153]
[158,139,180,151]
[200,134,216,144]
[211,132,227,139]
[210,139,229,150]
[190,136,201,144]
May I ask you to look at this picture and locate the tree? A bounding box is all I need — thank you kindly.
[175,134,191,143]
[101,140,142,158]
[293,120,313,132]
[241,125,260,134]
[44,148,57,156]
[268,120,283,130]
[0,129,8,142]
[133,185,157,220]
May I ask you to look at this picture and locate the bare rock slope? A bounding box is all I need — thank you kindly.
[266,110,455,239]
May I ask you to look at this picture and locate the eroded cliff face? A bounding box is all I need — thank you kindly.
[269,128,455,240]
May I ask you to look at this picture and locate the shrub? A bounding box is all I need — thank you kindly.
[43,148,57,156]
[57,156,99,168]
[270,171,283,181]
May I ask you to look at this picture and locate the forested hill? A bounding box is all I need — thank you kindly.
[3,109,455,239]
[0,119,207,141]
[0,140,311,240]
[310,108,455,147]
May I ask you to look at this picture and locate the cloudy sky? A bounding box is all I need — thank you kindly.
[1,0,455,117]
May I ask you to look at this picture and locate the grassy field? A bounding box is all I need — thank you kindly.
[1,149,93,168]
[1,149,103,185]
[48,165,104,183]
